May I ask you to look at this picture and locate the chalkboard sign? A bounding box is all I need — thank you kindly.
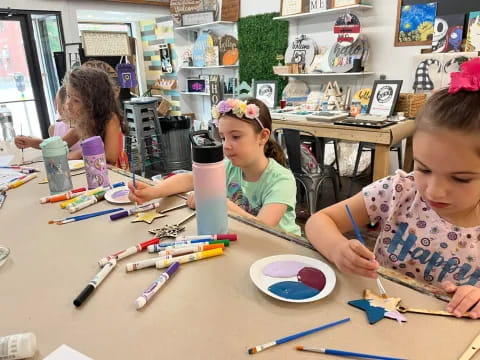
[82,31,131,57]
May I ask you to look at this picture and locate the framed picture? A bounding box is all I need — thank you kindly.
[394,0,437,46]
[280,0,308,17]
[187,78,207,93]
[332,0,360,8]
[181,11,215,27]
[367,80,403,117]
[81,31,131,57]
[254,80,278,109]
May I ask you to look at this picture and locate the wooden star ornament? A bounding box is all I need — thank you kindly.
[131,210,167,224]
[348,289,407,324]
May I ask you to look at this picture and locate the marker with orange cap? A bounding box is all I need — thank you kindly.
[39,187,86,204]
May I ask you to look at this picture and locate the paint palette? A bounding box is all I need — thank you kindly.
[249,254,336,303]
[104,186,133,205]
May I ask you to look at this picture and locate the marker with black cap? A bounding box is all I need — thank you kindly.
[73,259,116,307]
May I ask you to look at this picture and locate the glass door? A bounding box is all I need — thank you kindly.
[0,13,56,138]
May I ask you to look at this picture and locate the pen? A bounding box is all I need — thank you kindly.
[135,262,180,310]
[73,259,116,307]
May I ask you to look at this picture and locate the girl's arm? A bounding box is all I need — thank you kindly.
[305,192,379,278]
[128,173,194,204]
[62,128,80,149]
[67,149,83,160]
[226,201,288,228]
[14,136,42,149]
[103,115,122,165]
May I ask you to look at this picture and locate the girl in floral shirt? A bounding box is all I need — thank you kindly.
[306,58,480,319]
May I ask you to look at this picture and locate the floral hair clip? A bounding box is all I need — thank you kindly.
[449,57,480,94]
[211,99,263,129]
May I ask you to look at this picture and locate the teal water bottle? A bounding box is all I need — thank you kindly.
[40,136,73,194]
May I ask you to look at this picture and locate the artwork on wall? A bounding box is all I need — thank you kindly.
[254,80,278,108]
[367,80,403,117]
[466,11,480,52]
[187,78,207,93]
[394,1,437,46]
[432,14,465,53]
[159,42,173,73]
[333,12,361,47]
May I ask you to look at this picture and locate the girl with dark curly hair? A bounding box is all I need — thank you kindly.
[64,67,128,167]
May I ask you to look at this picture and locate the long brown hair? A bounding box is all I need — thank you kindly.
[232,98,287,166]
[65,68,126,139]
[416,88,480,132]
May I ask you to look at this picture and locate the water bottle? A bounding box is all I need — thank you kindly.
[40,136,73,195]
[81,136,110,189]
[0,104,15,141]
[190,130,228,235]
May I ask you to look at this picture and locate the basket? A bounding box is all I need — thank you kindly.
[273,65,289,75]
[395,93,427,118]
[157,97,171,116]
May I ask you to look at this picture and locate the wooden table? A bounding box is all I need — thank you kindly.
[1,144,479,360]
[272,119,415,180]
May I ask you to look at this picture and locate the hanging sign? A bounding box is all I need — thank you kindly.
[328,36,366,72]
[284,34,317,69]
[333,12,361,46]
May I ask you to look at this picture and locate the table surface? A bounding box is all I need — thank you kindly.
[1,144,479,360]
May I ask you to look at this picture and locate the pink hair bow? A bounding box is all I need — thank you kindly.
[448,57,480,94]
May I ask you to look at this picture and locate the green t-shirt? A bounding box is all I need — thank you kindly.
[226,158,301,235]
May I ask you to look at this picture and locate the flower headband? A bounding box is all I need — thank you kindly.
[211,99,264,129]
[449,58,480,94]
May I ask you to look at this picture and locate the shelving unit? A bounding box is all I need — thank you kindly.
[175,21,236,32]
[281,72,374,77]
[179,92,210,96]
[273,4,373,22]
[179,65,239,70]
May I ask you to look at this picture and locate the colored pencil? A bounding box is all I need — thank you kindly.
[49,207,124,225]
[345,204,388,299]
[295,346,407,360]
[247,318,350,355]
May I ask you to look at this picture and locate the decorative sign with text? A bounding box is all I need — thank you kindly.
[284,34,317,68]
[170,0,203,24]
[209,75,222,105]
[193,31,214,67]
[218,35,238,65]
[81,31,131,57]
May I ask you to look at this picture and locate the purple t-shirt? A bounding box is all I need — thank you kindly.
[363,170,480,288]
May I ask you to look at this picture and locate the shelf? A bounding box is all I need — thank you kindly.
[279,72,374,77]
[179,65,239,70]
[175,21,236,31]
[180,92,210,96]
[273,4,373,22]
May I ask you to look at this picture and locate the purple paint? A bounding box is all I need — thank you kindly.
[268,281,320,300]
[112,189,129,199]
[297,267,327,291]
[262,261,309,278]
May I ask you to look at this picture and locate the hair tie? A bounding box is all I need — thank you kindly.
[212,99,264,129]
[448,57,480,94]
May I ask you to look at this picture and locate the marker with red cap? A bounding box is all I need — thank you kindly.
[98,237,160,266]
[39,186,87,204]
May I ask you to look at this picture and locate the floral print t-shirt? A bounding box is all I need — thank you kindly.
[363,170,480,288]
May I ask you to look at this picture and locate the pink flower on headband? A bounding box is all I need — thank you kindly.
[449,58,480,94]
[217,101,232,114]
[245,104,260,119]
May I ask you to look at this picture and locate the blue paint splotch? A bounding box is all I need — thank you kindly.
[268,281,320,300]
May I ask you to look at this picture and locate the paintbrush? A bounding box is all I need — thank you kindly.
[49,207,124,225]
[295,346,406,360]
[20,123,24,164]
[345,204,388,299]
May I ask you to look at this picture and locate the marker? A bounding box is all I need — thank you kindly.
[60,181,124,208]
[126,243,225,272]
[4,173,37,190]
[73,259,116,307]
[247,318,350,355]
[66,189,105,209]
[50,208,124,225]
[135,262,180,310]
[148,238,230,251]
[175,234,237,241]
[0,165,37,173]
[147,239,229,253]
[295,346,406,360]
[155,248,224,269]
[110,201,162,221]
[39,187,86,204]
[98,237,160,266]
[0,191,6,208]
[68,191,106,213]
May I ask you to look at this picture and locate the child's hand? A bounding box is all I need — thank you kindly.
[186,192,196,209]
[331,240,379,278]
[443,281,480,319]
[128,181,155,205]
[14,136,32,149]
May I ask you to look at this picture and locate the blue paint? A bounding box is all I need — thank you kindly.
[348,299,386,324]
[268,281,319,300]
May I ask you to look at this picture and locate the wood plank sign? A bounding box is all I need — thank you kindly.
[219,35,238,65]
[221,0,240,21]
[81,31,131,57]
[193,31,214,67]
[209,75,222,106]
[170,0,203,24]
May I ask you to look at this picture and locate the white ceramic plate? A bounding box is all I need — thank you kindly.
[68,160,84,171]
[249,254,336,303]
[104,186,133,204]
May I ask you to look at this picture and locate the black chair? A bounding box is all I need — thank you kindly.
[348,141,403,196]
[274,128,339,215]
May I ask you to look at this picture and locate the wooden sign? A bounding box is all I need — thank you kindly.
[332,0,360,8]
[203,0,219,20]
[104,0,168,5]
[218,35,238,65]
[170,0,203,24]
[209,75,222,106]
[193,31,214,67]
[310,0,330,12]
[181,11,215,26]
[284,34,317,68]
[281,0,308,16]
[205,46,219,66]
[81,31,131,57]
[221,0,240,21]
